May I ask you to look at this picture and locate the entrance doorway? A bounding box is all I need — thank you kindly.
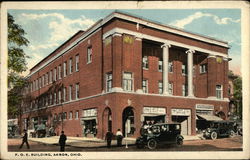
[102,107,112,138]
[122,107,135,137]
[172,115,191,135]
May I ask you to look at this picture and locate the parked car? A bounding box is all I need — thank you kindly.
[203,120,236,140]
[136,123,184,149]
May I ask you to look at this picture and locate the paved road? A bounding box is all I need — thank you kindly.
[8,136,242,152]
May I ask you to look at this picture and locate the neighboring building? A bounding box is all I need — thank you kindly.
[21,11,230,139]
[228,73,239,120]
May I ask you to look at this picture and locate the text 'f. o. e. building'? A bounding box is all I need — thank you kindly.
[21,11,230,139]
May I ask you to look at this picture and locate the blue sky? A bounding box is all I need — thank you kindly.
[8,9,241,75]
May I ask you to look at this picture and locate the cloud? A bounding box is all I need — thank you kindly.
[21,13,96,43]
[29,43,59,51]
[170,12,240,29]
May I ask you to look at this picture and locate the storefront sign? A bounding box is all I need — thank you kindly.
[171,109,191,116]
[83,108,97,117]
[196,104,214,110]
[143,107,166,114]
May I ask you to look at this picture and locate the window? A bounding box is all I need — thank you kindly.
[63,62,67,77]
[69,111,73,120]
[142,56,149,69]
[50,94,53,105]
[106,73,112,92]
[58,90,61,104]
[142,80,148,93]
[53,114,57,121]
[75,83,79,99]
[158,60,163,72]
[158,81,163,94]
[182,84,188,96]
[39,77,41,88]
[36,79,38,90]
[75,110,79,119]
[216,85,223,99]
[69,58,73,74]
[46,73,48,85]
[63,87,66,102]
[49,70,52,83]
[59,113,62,121]
[200,64,207,73]
[69,85,72,101]
[169,82,173,95]
[182,64,187,75]
[54,67,57,81]
[63,112,67,120]
[58,65,61,79]
[54,92,57,104]
[42,75,44,87]
[169,61,173,73]
[87,47,92,63]
[123,72,133,91]
[45,95,48,106]
[75,55,79,71]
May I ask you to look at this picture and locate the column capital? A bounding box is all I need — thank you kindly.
[185,49,195,54]
[161,42,171,48]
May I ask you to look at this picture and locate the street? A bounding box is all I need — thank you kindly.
[8,136,242,152]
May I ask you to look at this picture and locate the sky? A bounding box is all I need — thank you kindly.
[8,9,241,76]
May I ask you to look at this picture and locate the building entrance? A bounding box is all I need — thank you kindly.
[122,107,135,137]
[171,109,191,135]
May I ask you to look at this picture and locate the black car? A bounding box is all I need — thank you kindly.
[203,120,236,140]
[136,123,184,149]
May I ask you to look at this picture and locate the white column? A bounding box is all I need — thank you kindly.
[161,43,171,95]
[186,49,195,97]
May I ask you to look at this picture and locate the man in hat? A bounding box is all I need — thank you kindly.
[19,129,30,149]
[59,131,67,151]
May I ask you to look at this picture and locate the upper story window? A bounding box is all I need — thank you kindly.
[63,87,66,102]
[169,82,173,95]
[63,62,67,77]
[54,92,57,104]
[87,47,92,64]
[158,60,163,72]
[58,90,61,104]
[216,85,223,99]
[75,83,80,99]
[200,64,207,74]
[75,55,79,72]
[158,81,163,94]
[106,73,112,92]
[142,80,148,93]
[142,56,149,69]
[169,61,173,73]
[42,75,44,87]
[182,84,188,96]
[123,72,133,92]
[75,110,79,119]
[46,73,48,85]
[54,67,57,81]
[58,65,61,79]
[182,64,187,75]
[36,79,38,90]
[69,111,73,120]
[63,112,67,120]
[69,58,73,74]
[69,85,72,101]
[49,70,52,83]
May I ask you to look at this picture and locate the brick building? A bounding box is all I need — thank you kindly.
[21,11,230,139]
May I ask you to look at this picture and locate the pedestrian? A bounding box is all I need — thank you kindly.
[19,129,30,149]
[59,131,67,152]
[116,129,123,147]
[105,130,113,148]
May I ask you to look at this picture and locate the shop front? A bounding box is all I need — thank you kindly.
[141,107,166,125]
[171,109,191,135]
[196,104,222,132]
[81,108,98,137]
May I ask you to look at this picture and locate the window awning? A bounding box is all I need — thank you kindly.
[196,114,223,121]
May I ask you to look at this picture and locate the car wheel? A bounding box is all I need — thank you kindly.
[210,132,217,140]
[229,130,235,138]
[176,138,183,146]
[147,139,157,150]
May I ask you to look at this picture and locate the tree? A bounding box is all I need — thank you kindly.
[233,76,242,119]
[8,13,29,118]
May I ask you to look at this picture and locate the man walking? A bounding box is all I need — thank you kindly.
[105,130,113,148]
[19,129,30,149]
[116,129,123,147]
[59,131,67,151]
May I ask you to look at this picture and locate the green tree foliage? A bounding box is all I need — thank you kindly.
[233,76,242,119]
[8,13,29,118]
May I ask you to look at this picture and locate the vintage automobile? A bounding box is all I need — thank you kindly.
[136,123,184,149]
[203,120,236,140]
